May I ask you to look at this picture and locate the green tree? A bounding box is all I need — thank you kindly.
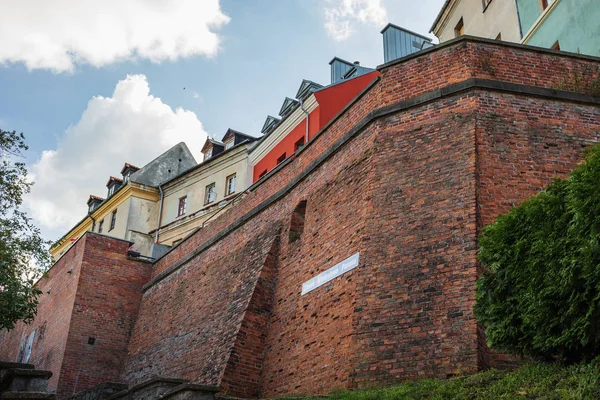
[475,145,600,362]
[0,129,50,331]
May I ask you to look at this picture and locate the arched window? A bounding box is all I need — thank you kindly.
[289,200,307,243]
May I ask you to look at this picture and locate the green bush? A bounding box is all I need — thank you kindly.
[475,145,600,362]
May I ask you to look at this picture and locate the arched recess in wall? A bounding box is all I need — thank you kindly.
[289,200,307,243]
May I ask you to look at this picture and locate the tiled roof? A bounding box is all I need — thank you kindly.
[120,162,140,174]
[87,194,105,204]
[106,176,123,187]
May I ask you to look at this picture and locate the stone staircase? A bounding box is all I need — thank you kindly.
[1,361,219,400]
[69,378,219,400]
[0,362,54,400]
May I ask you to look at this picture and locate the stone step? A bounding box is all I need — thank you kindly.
[0,364,34,372]
[0,392,56,400]
[159,384,219,400]
[107,378,187,400]
[67,382,128,400]
[0,369,52,393]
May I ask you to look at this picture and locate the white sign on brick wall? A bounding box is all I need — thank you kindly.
[301,252,360,295]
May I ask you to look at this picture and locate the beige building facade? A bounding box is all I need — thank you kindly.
[156,145,251,245]
[431,0,521,43]
[51,182,160,260]
[153,130,259,246]
[50,143,197,261]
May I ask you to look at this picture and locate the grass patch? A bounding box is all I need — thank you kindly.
[324,360,600,399]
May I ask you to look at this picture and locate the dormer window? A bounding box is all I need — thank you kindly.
[120,163,139,184]
[225,140,234,150]
[87,195,104,214]
[106,176,123,197]
[201,138,225,161]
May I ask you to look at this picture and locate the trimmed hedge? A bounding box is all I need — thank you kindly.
[475,145,600,362]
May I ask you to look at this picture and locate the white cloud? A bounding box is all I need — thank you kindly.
[324,0,388,41]
[25,74,207,238]
[0,0,230,72]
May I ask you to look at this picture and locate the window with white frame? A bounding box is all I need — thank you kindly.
[178,196,187,216]
[225,139,234,150]
[205,183,216,204]
[226,174,236,196]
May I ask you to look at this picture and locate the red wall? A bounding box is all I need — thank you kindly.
[252,118,313,182]
[252,71,380,182]
[315,71,380,126]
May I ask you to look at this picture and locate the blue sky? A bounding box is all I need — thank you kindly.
[0,0,444,241]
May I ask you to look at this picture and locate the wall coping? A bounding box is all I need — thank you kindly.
[377,35,600,72]
[43,231,135,280]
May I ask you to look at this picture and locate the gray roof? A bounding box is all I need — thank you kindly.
[261,115,281,135]
[130,142,197,187]
[279,97,300,118]
[296,79,324,101]
[329,57,375,84]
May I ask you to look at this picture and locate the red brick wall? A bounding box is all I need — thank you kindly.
[121,224,282,387]
[352,98,481,386]
[56,233,152,399]
[0,236,86,393]
[474,93,600,228]
[220,237,280,398]
[259,142,374,396]
[0,234,151,398]
[4,38,597,399]
[122,39,600,397]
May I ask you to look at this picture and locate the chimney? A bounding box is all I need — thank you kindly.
[329,57,355,84]
[381,23,432,63]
